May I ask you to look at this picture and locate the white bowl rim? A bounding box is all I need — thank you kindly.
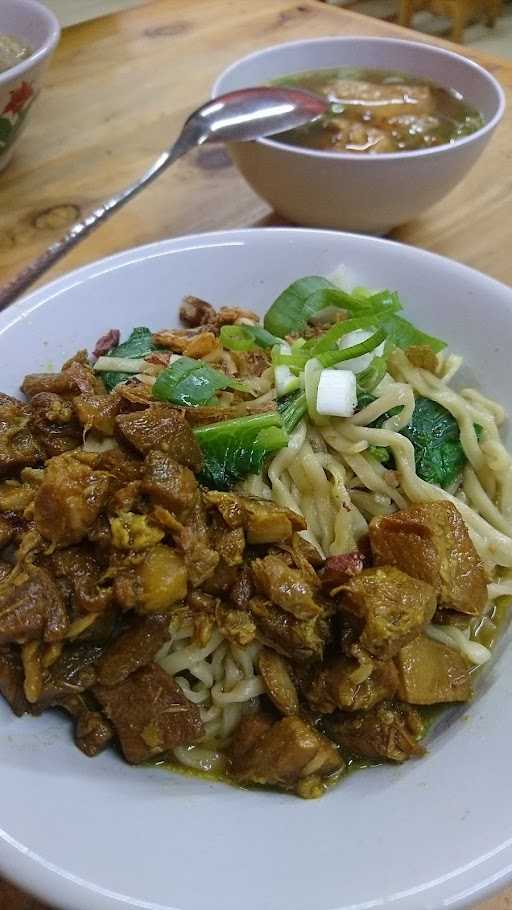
[212,35,506,162]
[0,0,61,87]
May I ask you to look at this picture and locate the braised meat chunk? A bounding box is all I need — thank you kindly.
[0,393,44,475]
[94,663,203,763]
[205,492,306,544]
[248,595,328,662]
[34,451,111,546]
[329,702,425,762]
[258,648,299,715]
[340,566,437,659]
[142,450,199,520]
[230,714,343,794]
[0,644,30,715]
[96,615,169,687]
[306,652,399,714]
[0,565,68,644]
[251,554,321,620]
[396,635,471,704]
[116,406,202,470]
[369,501,488,615]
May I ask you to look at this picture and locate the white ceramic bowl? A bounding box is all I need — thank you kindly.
[0,0,60,172]
[1,228,512,910]
[212,38,505,234]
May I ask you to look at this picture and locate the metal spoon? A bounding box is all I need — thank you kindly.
[0,87,327,312]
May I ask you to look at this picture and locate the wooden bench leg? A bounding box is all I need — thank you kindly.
[451,0,468,43]
[399,0,414,27]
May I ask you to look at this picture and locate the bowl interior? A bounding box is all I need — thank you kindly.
[214,37,502,124]
[0,0,57,57]
[1,229,512,910]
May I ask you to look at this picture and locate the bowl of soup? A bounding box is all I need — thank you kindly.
[0,0,60,172]
[212,37,505,234]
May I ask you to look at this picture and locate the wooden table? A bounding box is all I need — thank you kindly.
[0,0,511,907]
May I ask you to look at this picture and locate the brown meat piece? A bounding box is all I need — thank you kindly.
[179,295,217,327]
[142,450,199,520]
[230,568,254,610]
[136,544,187,612]
[306,652,398,714]
[96,615,169,686]
[215,603,256,647]
[30,392,82,456]
[0,644,30,715]
[33,643,105,711]
[211,525,245,566]
[113,545,188,613]
[0,479,35,513]
[175,501,220,587]
[248,595,328,662]
[75,707,114,756]
[230,715,342,791]
[0,393,44,475]
[55,692,114,757]
[21,359,100,399]
[329,702,425,762]
[93,447,143,486]
[0,565,68,644]
[251,554,321,620]
[116,406,202,471]
[43,546,112,616]
[341,566,437,659]
[94,663,203,763]
[369,502,487,615]
[258,648,299,715]
[396,635,471,704]
[74,393,122,436]
[229,711,274,766]
[34,452,111,546]
[205,492,306,544]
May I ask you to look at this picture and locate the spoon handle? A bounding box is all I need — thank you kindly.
[0,128,195,314]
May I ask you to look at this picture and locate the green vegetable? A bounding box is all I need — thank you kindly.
[380,314,446,354]
[356,355,388,393]
[100,327,156,391]
[318,329,387,369]
[308,316,379,358]
[194,412,288,489]
[400,396,466,488]
[277,390,308,433]
[264,276,336,336]
[153,356,244,407]
[220,324,282,351]
[367,445,391,464]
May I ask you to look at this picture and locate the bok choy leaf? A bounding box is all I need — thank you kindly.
[194,412,288,489]
[153,356,245,406]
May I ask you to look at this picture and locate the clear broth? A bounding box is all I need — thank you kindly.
[0,34,32,74]
[272,67,483,154]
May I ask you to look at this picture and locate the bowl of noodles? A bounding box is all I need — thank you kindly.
[1,227,512,910]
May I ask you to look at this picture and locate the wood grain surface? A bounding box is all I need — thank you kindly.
[0,0,511,907]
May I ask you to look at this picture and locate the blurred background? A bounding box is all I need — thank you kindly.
[44,0,512,55]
